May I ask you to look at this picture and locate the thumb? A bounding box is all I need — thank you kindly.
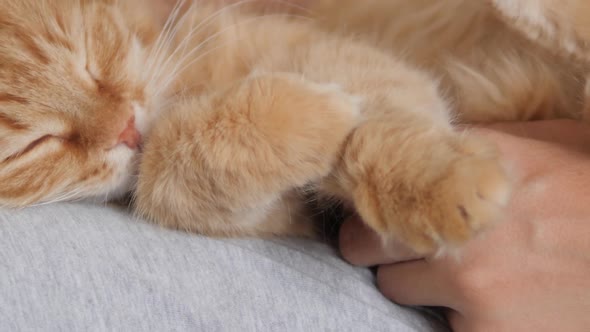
[339,216,421,266]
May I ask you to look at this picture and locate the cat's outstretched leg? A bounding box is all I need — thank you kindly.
[134,73,361,237]
[318,67,512,254]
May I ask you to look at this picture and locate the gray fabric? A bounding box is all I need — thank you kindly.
[0,203,448,331]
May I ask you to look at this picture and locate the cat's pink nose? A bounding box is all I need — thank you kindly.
[117,116,142,149]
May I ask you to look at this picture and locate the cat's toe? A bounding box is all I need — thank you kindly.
[430,151,511,249]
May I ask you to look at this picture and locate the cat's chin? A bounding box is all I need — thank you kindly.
[98,146,141,202]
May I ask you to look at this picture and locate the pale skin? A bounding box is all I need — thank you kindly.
[340,120,590,332]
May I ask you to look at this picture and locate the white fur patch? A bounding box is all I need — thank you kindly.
[132,102,149,135]
[308,81,365,121]
[103,147,139,198]
[493,0,585,59]
[493,0,556,38]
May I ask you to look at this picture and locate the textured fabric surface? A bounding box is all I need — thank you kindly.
[0,203,448,331]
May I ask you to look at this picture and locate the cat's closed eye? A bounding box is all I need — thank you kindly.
[7,135,58,161]
[24,134,53,149]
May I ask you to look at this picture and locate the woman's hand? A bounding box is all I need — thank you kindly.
[340,120,590,332]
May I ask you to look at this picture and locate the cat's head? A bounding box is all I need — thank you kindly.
[0,0,167,207]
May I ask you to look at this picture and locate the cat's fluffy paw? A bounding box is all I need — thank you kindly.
[420,142,511,252]
[354,135,511,254]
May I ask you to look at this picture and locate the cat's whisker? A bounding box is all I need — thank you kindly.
[156,35,242,97]
[148,0,198,81]
[150,0,259,87]
[155,41,230,97]
[154,30,233,95]
[34,188,85,207]
[261,0,314,15]
[61,188,86,202]
[162,6,198,79]
[146,0,188,77]
[155,14,312,97]
[182,0,257,37]
[146,0,180,73]
[147,0,186,62]
[36,193,70,206]
[152,2,313,93]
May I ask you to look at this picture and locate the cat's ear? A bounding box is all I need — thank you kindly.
[492,0,590,63]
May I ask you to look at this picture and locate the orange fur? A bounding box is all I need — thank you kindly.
[0,0,587,253]
[0,0,153,205]
[491,0,590,119]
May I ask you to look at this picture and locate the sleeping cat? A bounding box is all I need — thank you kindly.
[0,0,587,254]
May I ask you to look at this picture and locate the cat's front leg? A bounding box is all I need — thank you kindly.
[134,73,361,237]
[322,79,512,254]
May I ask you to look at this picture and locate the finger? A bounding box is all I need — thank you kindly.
[447,311,470,332]
[484,120,590,150]
[464,126,558,183]
[470,125,590,185]
[377,261,458,308]
[470,120,590,165]
[339,216,421,266]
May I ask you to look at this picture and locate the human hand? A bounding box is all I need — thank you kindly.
[339,119,590,332]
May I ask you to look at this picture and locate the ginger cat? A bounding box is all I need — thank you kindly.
[0,0,587,254]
